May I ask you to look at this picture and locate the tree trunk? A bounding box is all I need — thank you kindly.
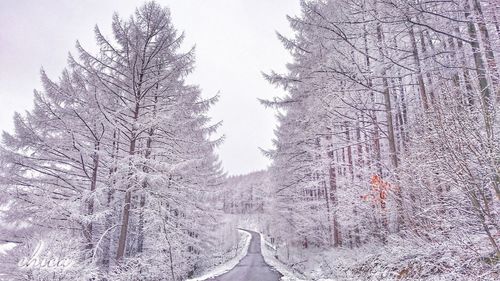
[116,103,140,260]
[85,142,100,251]
[376,16,402,231]
[408,24,430,110]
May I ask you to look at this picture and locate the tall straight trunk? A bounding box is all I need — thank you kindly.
[397,78,409,149]
[137,93,158,254]
[419,30,436,105]
[393,87,402,154]
[354,115,364,246]
[116,102,140,260]
[453,28,476,106]
[391,36,408,151]
[362,8,382,176]
[322,178,333,247]
[344,122,354,181]
[376,14,402,231]
[471,0,499,97]
[465,1,493,120]
[102,129,119,270]
[356,114,365,169]
[116,178,133,260]
[488,0,500,38]
[375,23,398,170]
[328,160,341,247]
[363,1,384,239]
[464,1,500,200]
[85,141,100,250]
[408,24,430,110]
[137,194,146,253]
[470,0,500,200]
[323,131,339,247]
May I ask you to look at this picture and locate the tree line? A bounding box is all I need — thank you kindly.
[262,0,499,274]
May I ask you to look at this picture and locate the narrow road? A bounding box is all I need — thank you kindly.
[207,230,282,281]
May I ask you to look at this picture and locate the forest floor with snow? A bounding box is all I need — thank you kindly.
[231,215,499,281]
[187,229,252,281]
[264,234,499,281]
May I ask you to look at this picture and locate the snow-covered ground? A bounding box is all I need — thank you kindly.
[259,232,307,281]
[0,243,16,255]
[186,229,252,281]
[260,233,500,281]
[223,214,500,280]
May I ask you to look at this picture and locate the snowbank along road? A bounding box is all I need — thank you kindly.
[207,230,282,281]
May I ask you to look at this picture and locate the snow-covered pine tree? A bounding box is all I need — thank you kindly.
[0,2,224,280]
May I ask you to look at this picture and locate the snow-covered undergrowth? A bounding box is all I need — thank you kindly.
[0,243,15,255]
[186,229,251,281]
[259,233,307,281]
[267,234,499,281]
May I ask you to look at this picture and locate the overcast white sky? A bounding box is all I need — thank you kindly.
[0,0,300,175]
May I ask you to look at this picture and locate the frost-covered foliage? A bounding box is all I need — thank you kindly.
[0,2,225,280]
[261,0,500,279]
[222,171,272,215]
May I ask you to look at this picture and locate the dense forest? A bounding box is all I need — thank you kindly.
[256,0,500,279]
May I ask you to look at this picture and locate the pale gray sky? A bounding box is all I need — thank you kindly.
[0,0,300,175]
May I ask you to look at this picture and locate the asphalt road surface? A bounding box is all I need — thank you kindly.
[207,230,282,281]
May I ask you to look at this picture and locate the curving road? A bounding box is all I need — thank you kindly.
[207,230,282,281]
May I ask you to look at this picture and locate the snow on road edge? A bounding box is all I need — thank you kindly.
[186,229,252,281]
[258,233,307,281]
